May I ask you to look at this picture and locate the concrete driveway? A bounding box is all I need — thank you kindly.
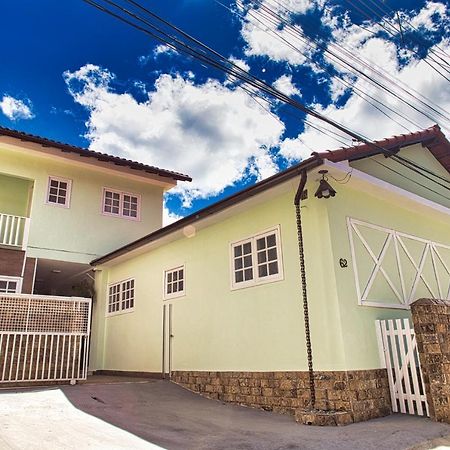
[0,377,449,450]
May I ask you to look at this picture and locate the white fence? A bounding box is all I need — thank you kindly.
[0,294,91,383]
[376,319,429,416]
[0,214,30,249]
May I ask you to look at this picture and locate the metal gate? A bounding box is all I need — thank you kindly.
[0,294,91,384]
[376,319,429,416]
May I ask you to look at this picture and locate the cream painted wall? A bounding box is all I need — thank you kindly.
[90,181,349,373]
[0,146,165,263]
[0,173,32,217]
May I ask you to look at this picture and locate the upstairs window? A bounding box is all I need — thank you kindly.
[231,227,283,289]
[46,176,71,208]
[102,188,140,220]
[0,276,22,294]
[107,278,135,315]
[164,266,185,300]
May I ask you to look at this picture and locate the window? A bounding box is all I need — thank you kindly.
[107,279,135,315]
[231,227,283,289]
[46,177,71,207]
[102,188,140,220]
[164,266,185,299]
[0,277,22,294]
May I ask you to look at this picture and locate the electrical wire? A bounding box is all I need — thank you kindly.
[81,0,450,195]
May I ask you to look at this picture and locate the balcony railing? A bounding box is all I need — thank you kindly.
[0,214,30,250]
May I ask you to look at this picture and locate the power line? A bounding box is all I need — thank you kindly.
[81,0,450,195]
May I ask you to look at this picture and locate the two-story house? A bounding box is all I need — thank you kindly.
[0,126,191,296]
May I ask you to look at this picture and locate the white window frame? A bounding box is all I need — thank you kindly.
[45,176,72,208]
[163,265,185,300]
[0,276,23,294]
[230,226,284,290]
[101,187,141,221]
[106,278,135,316]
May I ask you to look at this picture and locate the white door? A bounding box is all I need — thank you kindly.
[162,303,173,379]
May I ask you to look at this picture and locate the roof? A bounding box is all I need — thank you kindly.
[0,126,192,182]
[314,124,450,175]
[91,125,450,266]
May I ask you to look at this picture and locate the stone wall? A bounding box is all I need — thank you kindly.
[172,369,391,424]
[411,298,450,424]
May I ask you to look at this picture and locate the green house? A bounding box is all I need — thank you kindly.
[89,125,450,423]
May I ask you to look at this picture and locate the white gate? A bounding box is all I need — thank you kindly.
[376,319,429,416]
[0,294,91,383]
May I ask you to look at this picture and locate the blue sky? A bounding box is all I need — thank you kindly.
[1,0,449,222]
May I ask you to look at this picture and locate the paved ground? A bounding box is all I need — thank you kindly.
[0,378,449,450]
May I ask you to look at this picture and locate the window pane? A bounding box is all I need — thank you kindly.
[256,238,266,250]
[59,182,67,190]
[243,255,252,268]
[167,284,172,294]
[234,246,242,257]
[57,196,66,204]
[167,273,172,282]
[268,261,279,275]
[244,268,253,280]
[234,258,243,270]
[243,242,252,254]
[235,270,244,283]
[49,195,57,203]
[258,265,268,277]
[268,248,277,261]
[179,281,184,291]
[50,180,59,188]
[179,269,184,279]
[267,234,276,247]
[257,251,267,264]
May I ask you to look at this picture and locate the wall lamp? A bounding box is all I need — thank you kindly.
[314,170,337,199]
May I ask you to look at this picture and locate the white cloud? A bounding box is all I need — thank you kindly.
[273,74,301,97]
[154,44,178,57]
[280,37,450,160]
[238,0,323,65]
[0,95,34,121]
[229,56,250,72]
[163,201,183,226]
[64,64,284,206]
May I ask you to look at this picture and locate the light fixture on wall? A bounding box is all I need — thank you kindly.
[314,170,337,199]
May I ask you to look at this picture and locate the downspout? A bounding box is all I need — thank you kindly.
[294,169,316,409]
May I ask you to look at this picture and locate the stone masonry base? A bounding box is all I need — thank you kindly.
[172,369,391,424]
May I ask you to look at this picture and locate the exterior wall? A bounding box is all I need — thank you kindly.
[351,144,450,209]
[326,181,450,371]
[90,182,348,374]
[0,145,165,264]
[0,173,32,216]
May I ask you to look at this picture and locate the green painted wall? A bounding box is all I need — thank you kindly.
[0,146,165,263]
[90,182,348,373]
[0,173,32,216]
[351,143,450,209]
[90,144,450,374]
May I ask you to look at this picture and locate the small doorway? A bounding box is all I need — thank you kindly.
[162,303,173,379]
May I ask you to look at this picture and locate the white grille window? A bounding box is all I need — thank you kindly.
[164,266,185,299]
[102,189,140,220]
[231,227,283,289]
[107,279,135,315]
[0,277,22,294]
[46,177,71,208]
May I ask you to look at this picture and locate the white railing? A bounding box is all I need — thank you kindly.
[0,294,91,383]
[0,214,30,249]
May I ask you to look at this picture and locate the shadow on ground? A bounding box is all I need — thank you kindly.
[1,377,450,450]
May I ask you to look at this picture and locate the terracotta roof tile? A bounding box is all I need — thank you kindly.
[313,125,450,174]
[0,126,192,182]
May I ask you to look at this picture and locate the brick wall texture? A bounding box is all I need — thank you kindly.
[411,298,450,424]
[172,369,391,423]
